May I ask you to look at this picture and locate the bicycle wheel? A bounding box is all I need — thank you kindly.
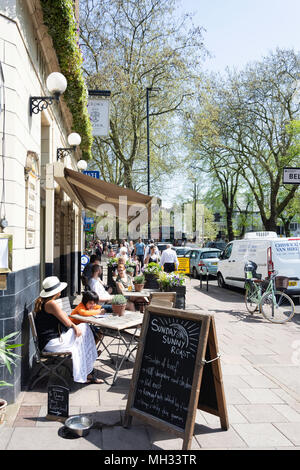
[260,291,295,323]
[244,282,259,314]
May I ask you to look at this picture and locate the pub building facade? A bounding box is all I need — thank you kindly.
[0,0,85,404]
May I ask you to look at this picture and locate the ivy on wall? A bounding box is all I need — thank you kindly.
[40,0,93,160]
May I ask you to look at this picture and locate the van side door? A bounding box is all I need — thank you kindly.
[218,243,234,284]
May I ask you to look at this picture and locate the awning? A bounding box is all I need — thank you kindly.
[52,162,152,221]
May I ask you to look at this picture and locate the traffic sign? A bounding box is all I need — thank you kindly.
[283,168,300,184]
[83,170,100,179]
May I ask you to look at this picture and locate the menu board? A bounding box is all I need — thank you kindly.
[124,305,228,450]
[133,313,201,430]
[47,385,69,420]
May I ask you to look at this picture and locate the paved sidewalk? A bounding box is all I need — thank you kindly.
[1,275,300,450]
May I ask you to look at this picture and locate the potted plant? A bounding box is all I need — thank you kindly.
[111,295,127,316]
[0,332,22,425]
[143,262,162,289]
[133,274,145,292]
[126,266,135,277]
[158,272,187,309]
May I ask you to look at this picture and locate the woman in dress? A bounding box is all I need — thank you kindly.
[34,276,102,384]
[145,244,160,265]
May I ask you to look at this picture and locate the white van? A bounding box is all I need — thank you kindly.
[217,232,300,297]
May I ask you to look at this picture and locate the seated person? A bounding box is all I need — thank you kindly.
[82,255,102,289]
[34,276,102,384]
[70,290,105,325]
[88,265,113,313]
[116,264,147,311]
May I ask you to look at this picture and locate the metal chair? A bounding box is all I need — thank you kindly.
[28,312,72,389]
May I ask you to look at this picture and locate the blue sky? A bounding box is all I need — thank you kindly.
[160,0,300,206]
[177,0,300,73]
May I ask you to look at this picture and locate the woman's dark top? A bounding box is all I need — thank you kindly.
[35,303,68,351]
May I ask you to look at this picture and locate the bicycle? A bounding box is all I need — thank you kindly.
[244,269,295,323]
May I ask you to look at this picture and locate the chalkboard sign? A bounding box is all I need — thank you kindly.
[124,305,228,450]
[47,385,69,421]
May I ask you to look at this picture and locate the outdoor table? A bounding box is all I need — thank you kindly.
[70,311,143,385]
[122,288,160,298]
[121,288,160,312]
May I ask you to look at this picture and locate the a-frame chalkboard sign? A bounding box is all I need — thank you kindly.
[124,305,228,450]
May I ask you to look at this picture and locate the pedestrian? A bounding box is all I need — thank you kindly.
[145,244,160,265]
[95,239,103,261]
[116,247,128,262]
[144,239,159,260]
[128,240,135,258]
[159,244,179,273]
[134,237,146,268]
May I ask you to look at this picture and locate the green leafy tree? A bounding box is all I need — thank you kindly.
[79,0,206,191]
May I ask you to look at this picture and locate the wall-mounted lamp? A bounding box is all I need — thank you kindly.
[57,132,81,160]
[30,72,67,116]
[77,160,88,171]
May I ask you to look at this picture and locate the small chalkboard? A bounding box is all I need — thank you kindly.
[124,305,228,450]
[47,385,69,422]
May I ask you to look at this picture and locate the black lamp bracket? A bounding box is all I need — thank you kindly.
[30,93,60,116]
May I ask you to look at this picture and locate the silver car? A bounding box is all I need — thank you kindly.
[189,248,222,279]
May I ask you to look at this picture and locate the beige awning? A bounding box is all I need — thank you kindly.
[52,162,152,221]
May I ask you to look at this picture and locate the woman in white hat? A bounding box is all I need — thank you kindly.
[34,276,102,384]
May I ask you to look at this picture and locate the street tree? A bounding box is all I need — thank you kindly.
[79,0,206,192]
[188,49,300,234]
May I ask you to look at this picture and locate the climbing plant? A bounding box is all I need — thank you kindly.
[40,0,93,159]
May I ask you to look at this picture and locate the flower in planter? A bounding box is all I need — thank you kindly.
[143,262,162,276]
[158,271,186,289]
[111,295,127,305]
[108,257,118,266]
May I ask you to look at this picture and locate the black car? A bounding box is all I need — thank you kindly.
[205,241,227,251]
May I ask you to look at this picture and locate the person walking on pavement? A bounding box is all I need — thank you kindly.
[134,237,146,268]
[159,244,179,273]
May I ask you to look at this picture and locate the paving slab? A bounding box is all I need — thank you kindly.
[236,404,289,423]
[272,405,300,422]
[0,427,14,450]
[231,423,294,448]
[194,425,247,449]
[102,425,151,450]
[5,426,102,450]
[273,422,300,446]
[238,388,285,404]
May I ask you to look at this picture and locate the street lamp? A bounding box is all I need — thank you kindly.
[57,132,81,160]
[146,86,160,239]
[30,72,67,116]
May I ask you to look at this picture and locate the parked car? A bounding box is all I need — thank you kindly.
[217,232,300,297]
[174,247,192,257]
[189,248,222,279]
[206,241,227,251]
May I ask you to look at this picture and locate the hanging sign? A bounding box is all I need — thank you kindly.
[88,98,110,137]
[124,305,229,450]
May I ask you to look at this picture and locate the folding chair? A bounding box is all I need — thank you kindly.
[28,312,72,389]
[149,291,177,307]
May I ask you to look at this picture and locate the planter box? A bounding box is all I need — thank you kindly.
[161,285,186,309]
[144,273,160,289]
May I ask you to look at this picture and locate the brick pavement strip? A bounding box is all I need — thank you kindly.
[0,277,299,450]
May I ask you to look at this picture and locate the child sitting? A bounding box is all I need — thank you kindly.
[70,290,105,325]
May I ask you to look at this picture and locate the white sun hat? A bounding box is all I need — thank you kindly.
[40,276,67,298]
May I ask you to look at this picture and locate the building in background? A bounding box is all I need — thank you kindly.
[0,0,87,404]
